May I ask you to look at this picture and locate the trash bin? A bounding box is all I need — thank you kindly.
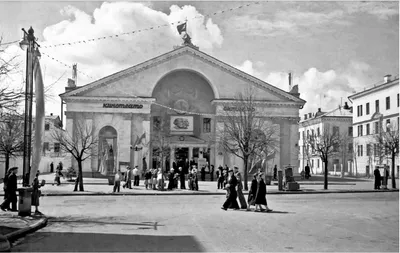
[17,187,33,217]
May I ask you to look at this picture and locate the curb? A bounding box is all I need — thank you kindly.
[5,217,48,243]
[30,189,400,197]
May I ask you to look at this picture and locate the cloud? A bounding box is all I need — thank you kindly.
[229,8,349,37]
[0,2,224,115]
[340,1,399,20]
[234,59,373,114]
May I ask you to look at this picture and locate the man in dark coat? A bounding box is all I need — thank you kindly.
[1,167,18,211]
[254,173,272,212]
[210,165,214,182]
[374,167,381,190]
[273,165,278,180]
[189,157,197,168]
[179,167,186,189]
[305,164,311,179]
[221,169,240,210]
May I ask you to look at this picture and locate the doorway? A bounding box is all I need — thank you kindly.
[175,148,188,168]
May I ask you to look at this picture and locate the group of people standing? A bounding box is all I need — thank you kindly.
[1,167,43,215]
[373,166,390,190]
[222,166,272,212]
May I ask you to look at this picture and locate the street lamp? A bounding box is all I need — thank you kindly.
[20,27,40,187]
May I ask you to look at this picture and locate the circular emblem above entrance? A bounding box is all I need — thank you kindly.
[174,99,189,114]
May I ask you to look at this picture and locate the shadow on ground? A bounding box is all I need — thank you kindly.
[12,232,205,252]
[0,226,18,236]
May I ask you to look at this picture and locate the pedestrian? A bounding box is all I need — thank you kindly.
[133,166,140,186]
[273,165,278,180]
[305,164,311,179]
[123,167,132,189]
[113,169,122,193]
[234,166,247,209]
[2,169,11,200]
[152,168,158,190]
[221,168,240,211]
[52,168,61,186]
[254,173,272,212]
[188,169,193,190]
[31,171,43,215]
[1,167,18,212]
[179,167,186,189]
[157,168,164,190]
[192,167,199,191]
[167,168,175,190]
[144,170,152,189]
[200,166,206,181]
[210,165,214,182]
[247,174,258,211]
[223,169,228,188]
[374,167,381,190]
[50,162,54,173]
[216,170,221,189]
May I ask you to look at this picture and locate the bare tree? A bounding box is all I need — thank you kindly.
[306,125,341,189]
[216,89,279,190]
[375,124,399,189]
[0,112,24,178]
[51,118,98,191]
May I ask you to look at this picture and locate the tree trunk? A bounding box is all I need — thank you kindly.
[243,156,248,191]
[324,159,328,190]
[391,153,396,189]
[4,153,10,178]
[74,160,84,192]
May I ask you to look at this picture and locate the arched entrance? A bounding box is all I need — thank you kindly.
[98,126,117,176]
[150,69,216,172]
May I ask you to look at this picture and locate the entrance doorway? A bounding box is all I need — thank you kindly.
[175,148,188,169]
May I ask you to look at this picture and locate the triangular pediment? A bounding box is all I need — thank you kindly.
[61,46,305,106]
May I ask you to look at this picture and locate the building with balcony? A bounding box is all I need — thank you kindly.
[348,75,399,177]
[298,106,353,175]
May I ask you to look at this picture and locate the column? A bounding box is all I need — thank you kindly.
[170,146,175,170]
[142,117,150,172]
[189,146,193,160]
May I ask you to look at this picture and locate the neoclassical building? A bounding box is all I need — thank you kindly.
[60,44,305,176]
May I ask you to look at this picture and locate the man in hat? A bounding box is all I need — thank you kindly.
[234,166,247,209]
[1,167,18,211]
[221,168,240,210]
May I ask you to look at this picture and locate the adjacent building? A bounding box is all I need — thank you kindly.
[298,106,353,175]
[60,43,306,176]
[348,75,399,177]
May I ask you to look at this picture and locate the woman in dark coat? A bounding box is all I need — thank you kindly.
[167,169,175,190]
[254,173,272,212]
[221,169,240,210]
[374,167,381,190]
[247,174,258,211]
[31,171,43,215]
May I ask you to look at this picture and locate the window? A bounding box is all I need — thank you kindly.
[311,129,315,137]
[348,143,353,153]
[307,130,309,139]
[153,116,161,131]
[357,105,363,117]
[374,122,379,134]
[375,100,379,112]
[358,125,363,136]
[302,131,305,140]
[317,127,320,136]
[43,142,49,154]
[398,94,399,107]
[386,96,391,110]
[203,118,211,133]
[366,102,370,115]
[317,159,320,168]
[373,144,377,156]
[386,119,391,131]
[54,143,60,153]
[45,123,50,131]
[357,145,363,156]
[366,124,370,135]
[366,144,371,156]
[333,143,339,152]
[311,159,314,168]
[333,126,339,136]
[348,126,352,137]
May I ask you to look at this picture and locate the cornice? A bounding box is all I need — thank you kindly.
[62,96,156,103]
[213,99,303,108]
[61,46,305,106]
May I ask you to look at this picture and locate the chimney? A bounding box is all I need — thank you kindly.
[318,108,321,112]
[343,102,350,110]
[384,74,392,83]
[288,72,292,91]
[50,113,53,116]
[304,114,308,120]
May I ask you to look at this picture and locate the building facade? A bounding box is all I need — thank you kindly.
[299,106,353,175]
[348,75,399,177]
[60,45,305,176]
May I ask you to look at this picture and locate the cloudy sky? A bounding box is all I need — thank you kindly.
[0,1,398,117]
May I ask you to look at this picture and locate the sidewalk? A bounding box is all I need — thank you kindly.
[0,173,397,196]
[0,212,47,251]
